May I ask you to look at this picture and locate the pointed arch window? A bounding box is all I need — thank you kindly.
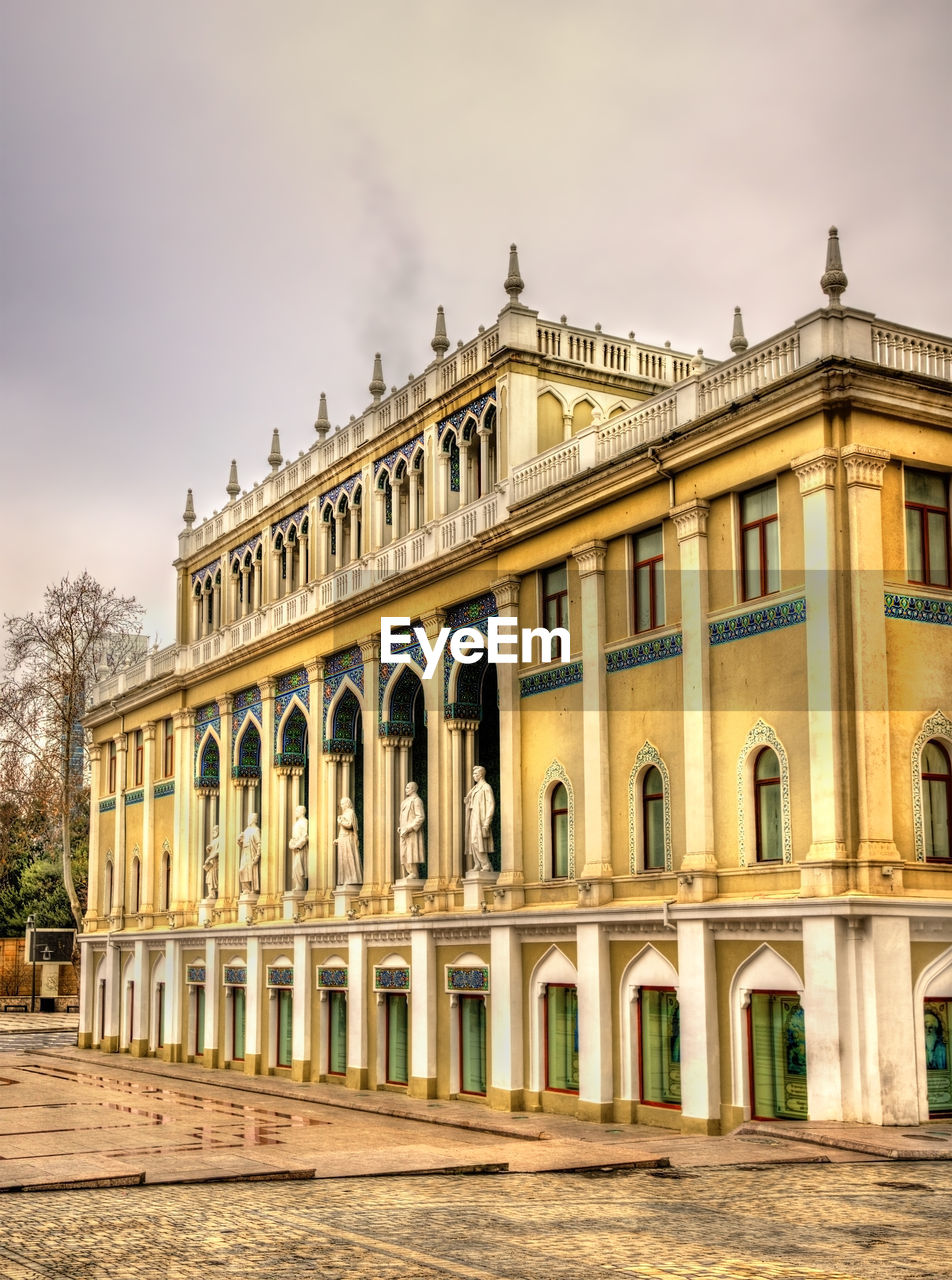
[923,740,952,862]
[754,747,782,862]
[550,783,569,879]
[642,766,665,870]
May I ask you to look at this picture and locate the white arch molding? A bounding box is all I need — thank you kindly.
[537,760,576,881]
[527,945,578,1095]
[618,944,679,1103]
[911,710,952,862]
[728,943,804,1116]
[912,944,952,1122]
[736,719,793,866]
[627,741,673,873]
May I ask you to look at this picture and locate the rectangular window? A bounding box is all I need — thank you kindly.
[328,991,347,1076]
[163,719,174,778]
[194,986,206,1057]
[740,483,779,601]
[906,469,950,587]
[542,563,568,632]
[748,992,807,1120]
[231,988,246,1061]
[633,526,665,633]
[639,988,681,1107]
[277,990,293,1068]
[545,983,579,1093]
[156,982,166,1049]
[385,993,409,1085]
[107,742,117,794]
[925,998,952,1117]
[459,996,487,1096]
[133,730,144,787]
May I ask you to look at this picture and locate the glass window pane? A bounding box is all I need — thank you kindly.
[764,518,780,593]
[743,526,761,598]
[924,741,950,776]
[644,796,664,869]
[278,990,293,1067]
[927,511,950,585]
[387,994,408,1084]
[635,527,663,560]
[653,561,665,627]
[546,985,579,1092]
[749,993,807,1120]
[742,484,777,523]
[925,1000,952,1116]
[906,507,925,581]
[640,989,681,1105]
[924,777,950,859]
[233,988,246,1061]
[329,991,347,1075]
[460,996,487,1095]
[757,781,782,861]
[906,468,946,507]
[756,748,780,781]
[635,563,652,631]
[552,811,569,878]
[544,563,567,594]
[195,987,205,1056]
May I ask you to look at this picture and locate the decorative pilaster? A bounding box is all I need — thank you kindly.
[291,933,311,1082]
[489,925,523,1111]
[842,445,899,870]
[259,678,277,913]
[491,577,525,908]
[359,636,379,899]
[670,500,717,894]
[791,450,848,886]
[171,709,193,919]
[346,931,370,1090]
[139,724,156,921]
[576,923,613,1122]
[216,694,234,913]
[85,745,103,928]
[112,734,128,920]
[306,659,324,910]
[571,541,613,902]
[409,927,437,1098]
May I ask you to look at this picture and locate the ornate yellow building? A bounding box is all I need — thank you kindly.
[80,234,952,1131]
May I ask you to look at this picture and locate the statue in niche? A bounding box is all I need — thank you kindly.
[288,804,309,893]
[203,826,220,899]
[237,812,261,895]
[397,780,425,880]
[463,764,495,874]
[335,797,362,886]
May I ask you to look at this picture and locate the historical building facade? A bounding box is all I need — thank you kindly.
[79,235,952,1132]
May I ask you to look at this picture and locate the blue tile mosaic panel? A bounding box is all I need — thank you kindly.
[374,966,410,991]
[153,781,175,799]
[186,965,206,985]
[318,967,348,989]
[885,592,952,626]
[606,632,683,673]
[229,535,262,572]
[436,391,496,442]
[125,788,144,807]
[271,505,308,541]
[319,472,362,517]
[708,598,806,646]
[267,966,294,988]
[519,662,584,699]
[446,966,490,992]
[223,967,247,986]
[190,558,222,589]
[373,435,424,478]
[99,797,116,813]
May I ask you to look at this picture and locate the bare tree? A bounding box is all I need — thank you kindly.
[0,573,144,931]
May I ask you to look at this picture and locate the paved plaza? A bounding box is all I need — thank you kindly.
[0,1018,950,1278]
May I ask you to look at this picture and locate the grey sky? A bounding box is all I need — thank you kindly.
[2,0,949,645]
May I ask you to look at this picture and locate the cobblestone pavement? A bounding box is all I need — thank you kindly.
[0,1161,948,1280]
[0,1031,77,1052]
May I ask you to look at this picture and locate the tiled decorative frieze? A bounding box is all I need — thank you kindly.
[125,788,144,807]
[885,592,952,626]
[709,598,806,646]
[99,797,116,813]
[319,472,362,516]
[325,646,364,682]
[317,967,348,989]
[194,703,221,734]
[374,966,410,992]
[153,780,175,799]
[186,965,206,985]
[446,593,497,629]
[436,391,496,443]
[190,558,222,589]
[276,668,310,696]
[607,632,682,673]
[223,966,247,986]
[271,505,308,541]
[267,966,294,988]
[374,434,424,478]
[229,534,262,571]
[445,966,490,993]
[519,662,583,698]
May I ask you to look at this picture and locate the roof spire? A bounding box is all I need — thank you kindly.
[504,243,524,303]
[226,460,240,502]
[183,488,196,527]
[431,305,449,359]
[730,306,749,354]
[820,225,848,306]
[268,429,283,472]
[369,352,385,403]
[314,391,331,438]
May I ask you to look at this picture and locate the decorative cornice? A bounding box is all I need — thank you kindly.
[791,447,839,495]
[669,499,710,540]
[841,444,889,488]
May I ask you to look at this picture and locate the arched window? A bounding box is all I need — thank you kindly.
[642,766,665,870]
[754,747,782,862]
[550,783,569,879]
[923,740,952,861]
[130,857,141,914]
[160,850,171,911]
[103,859,114,915]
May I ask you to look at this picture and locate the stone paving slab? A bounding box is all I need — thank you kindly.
[736,1118,952,1160]
[0,1014,79,1034]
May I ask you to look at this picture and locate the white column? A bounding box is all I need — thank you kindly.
[408,473,420,532]
[675,917,720,1132]
[103,940,121,1051]
[347,931,369,1089]
[359,636,379,895]
[164,937,184,1063]
[140,724,155,916]
[292,932,311,1081]
[410,926,437,1098]
[572,541,613,897]
[492,577,524,907]
[259,678,277,910]
[112,734,128,917]
[204,935,220,1068]
[130,939,148,1055]
[244,936,262,1074]
[489,925,523,1110]
[802,915,853,1120]
[576,922,613,1121]
[171,709,193,917]
[86,746,103,926]
[856,914,919,1125]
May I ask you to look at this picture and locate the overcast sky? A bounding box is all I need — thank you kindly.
[1,0,949,647]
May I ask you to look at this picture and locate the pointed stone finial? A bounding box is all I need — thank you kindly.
[314,392,331,438]
[820,225,848,306]
[691,348,705,374]
[730,306,749,354]
[183,488,196,527]
[369,352,385,403]
[226,461,240,501]
[504,243,524,302]
[431,305,449,359]
[268,429,283,472]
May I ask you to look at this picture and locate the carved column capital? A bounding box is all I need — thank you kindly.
[490,575,522,612]
[670,499,710,540]
[418,609,447,640]
[359,635,380,664]
[570,540,607,577]
[217,694,234,717]
[841,444,889,488]
[791,447,839,495]
[142,721,157,743]
[172,707,194,731]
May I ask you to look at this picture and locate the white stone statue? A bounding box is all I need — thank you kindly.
[398,781,425,880]
[237,812,261,895]
[335,797,361,886]
[463,764,495,874]
[288,804,309,892]
[203,826,220,899]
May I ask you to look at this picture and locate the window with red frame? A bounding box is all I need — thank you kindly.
[923,739,951,861]
[905,469,950,588]
[133,730,143,787]
[633,526,665,632]
[163,719,174,778]
[754,747,782,862]
[740,483,779,601]
[542,563,568,631]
